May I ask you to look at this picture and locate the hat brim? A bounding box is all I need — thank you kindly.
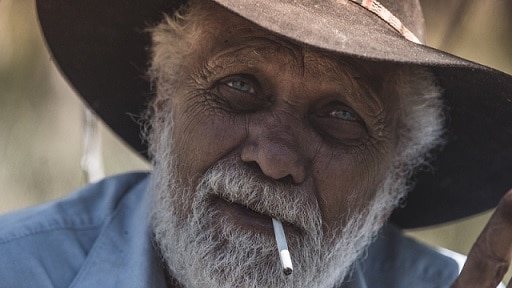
[36,0,512,228]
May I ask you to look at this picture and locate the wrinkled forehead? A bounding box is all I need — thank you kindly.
[187,2,396,90]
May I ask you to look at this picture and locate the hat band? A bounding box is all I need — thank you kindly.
[348,0,422,44]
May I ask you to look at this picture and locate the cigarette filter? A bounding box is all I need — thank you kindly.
[272,218,293,275]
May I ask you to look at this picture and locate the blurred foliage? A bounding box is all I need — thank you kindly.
[421,0,512,73]
[0,0,80,207]
[1,0,511,282]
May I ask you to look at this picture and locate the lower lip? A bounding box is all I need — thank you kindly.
[212,197,275,234]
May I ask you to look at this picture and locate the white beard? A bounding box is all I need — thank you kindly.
[149,114,409,288]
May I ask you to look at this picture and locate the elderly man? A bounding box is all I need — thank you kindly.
[1,0,512,287]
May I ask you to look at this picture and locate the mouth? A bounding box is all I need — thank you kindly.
[212,196,283,235]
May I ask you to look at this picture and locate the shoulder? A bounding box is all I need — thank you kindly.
[0,172,150,288]
[357,224,460,288]
[0,172,150,244]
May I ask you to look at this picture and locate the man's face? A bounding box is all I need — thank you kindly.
[167,8,399,233]
[150,3,410,288]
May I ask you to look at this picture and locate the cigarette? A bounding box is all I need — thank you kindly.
[272,218,293,275]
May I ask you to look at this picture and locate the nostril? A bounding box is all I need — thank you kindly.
[244,161,261,173]
[279,175,295,185]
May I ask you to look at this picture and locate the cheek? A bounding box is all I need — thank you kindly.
[171,101,247,184]
[312,145,394,230]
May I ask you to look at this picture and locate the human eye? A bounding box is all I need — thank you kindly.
[213,74,268,113]
[329,107,360,121]
[318,103,363,123]
[312,102,367,144]
[225,79,256,95]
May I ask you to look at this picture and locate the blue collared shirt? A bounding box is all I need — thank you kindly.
[0,172,458,287]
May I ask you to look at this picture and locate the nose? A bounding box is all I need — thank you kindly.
[241,124,307,184]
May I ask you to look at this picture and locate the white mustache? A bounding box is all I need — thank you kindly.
[195,157,323,237]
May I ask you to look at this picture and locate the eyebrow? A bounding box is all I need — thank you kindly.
[203,37,385,113]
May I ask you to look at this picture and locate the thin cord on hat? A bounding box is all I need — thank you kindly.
[81,107,105,183]
[348,0,422,44]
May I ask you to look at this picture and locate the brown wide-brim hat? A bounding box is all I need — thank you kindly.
[36,0,512,229]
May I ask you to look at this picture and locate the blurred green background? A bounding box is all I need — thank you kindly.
[1,0,511,282]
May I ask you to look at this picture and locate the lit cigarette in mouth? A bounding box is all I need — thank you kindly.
[272,218,293,275]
